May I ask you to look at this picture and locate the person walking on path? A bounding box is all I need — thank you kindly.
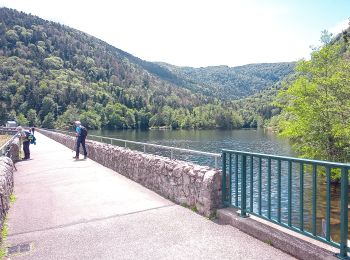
[73,121,88,159]
[16,126,32,160]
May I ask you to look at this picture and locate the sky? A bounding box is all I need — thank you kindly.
[1,0,349,67]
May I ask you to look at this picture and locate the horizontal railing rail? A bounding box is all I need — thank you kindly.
[0,133,18,158]
[39,128,221,168]
[0,127,17,136]
[222,149,349,258]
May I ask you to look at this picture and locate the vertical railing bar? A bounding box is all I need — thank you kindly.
[277,160,282,223]
[215,157,218,169]
[288,160,292,227]
[221,152,227,206]
[267,158,271,219]
[258,156,262,215]
[300,162,304,231]
[241,155,247,217]
[143,145,146,153]
[235,154,239,207]
[338,167,348,258]
[312,164,317,236]
[229,153,232,206]
[250,155,254,212]
[326,166,331,241]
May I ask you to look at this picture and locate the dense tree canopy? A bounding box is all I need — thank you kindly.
[276,30,350,170]
[157,62,295,100]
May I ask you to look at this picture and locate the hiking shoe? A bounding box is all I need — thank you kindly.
[84,155,87,159]
[73,156,79,159]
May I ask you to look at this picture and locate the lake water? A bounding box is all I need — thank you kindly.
[89,128,347,244]
[90,128,295,167]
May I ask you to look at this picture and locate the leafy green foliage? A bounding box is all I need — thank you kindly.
[42,112,55,129]
[276,30,350,165]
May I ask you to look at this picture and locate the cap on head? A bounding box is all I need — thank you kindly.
[75,121,81,126]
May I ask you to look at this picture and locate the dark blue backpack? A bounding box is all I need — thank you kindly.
[25,131,36,145]
[80,126,88,138]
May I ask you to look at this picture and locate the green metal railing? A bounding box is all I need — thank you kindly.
[222,149,349,259]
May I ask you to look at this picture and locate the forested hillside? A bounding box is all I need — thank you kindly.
[0,7,294,130]
[157,62,295,100]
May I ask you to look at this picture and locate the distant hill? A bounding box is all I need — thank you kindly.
[0,7,295,130]
[157,62,295,100]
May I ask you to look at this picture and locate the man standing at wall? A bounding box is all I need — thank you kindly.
[16,126,32,160]
[73,121,88,160]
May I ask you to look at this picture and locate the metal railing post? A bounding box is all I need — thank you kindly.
[288,160,292,227]
[249,155,254,212]
[312,164,317,236]
[258,157,262,215]
[222,152,228,207]
[235,154,239,206]
[277,160,282,223]
[229,153,232,206]
[267,158,271,219]
[300,163,304,231]
[326,166,331,241]
[241,154,247,217]
[338,167,349,258]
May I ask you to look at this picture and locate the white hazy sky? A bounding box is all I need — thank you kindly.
[1,0,349,67]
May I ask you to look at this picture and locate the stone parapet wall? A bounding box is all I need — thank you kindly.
[9,138,20,162]
[0,157,14,234]
[0,130,20,162]
[38,129,222,217]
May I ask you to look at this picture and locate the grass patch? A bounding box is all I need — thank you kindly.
[190,206,198,213]
[264,239,273,246]
[208,211,217,220]
[0,193,16,259]
[0,220,8,259]
[0,135,10,148]
[9,195,16,203]
[180,203,188,208]
[180,203,200,215]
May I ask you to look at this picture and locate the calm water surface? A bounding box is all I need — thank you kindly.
[90,128,295,166]
[89,128,347,243]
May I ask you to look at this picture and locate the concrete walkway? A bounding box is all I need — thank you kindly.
[6,132,295,259]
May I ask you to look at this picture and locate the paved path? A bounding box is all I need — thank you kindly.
[6,132,295,259]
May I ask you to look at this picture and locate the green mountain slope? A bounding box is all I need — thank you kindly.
[0,7,295,130]
[0,7,211,128]
[157,62,295,100]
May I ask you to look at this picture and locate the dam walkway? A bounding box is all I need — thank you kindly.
[5,132,294,259]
